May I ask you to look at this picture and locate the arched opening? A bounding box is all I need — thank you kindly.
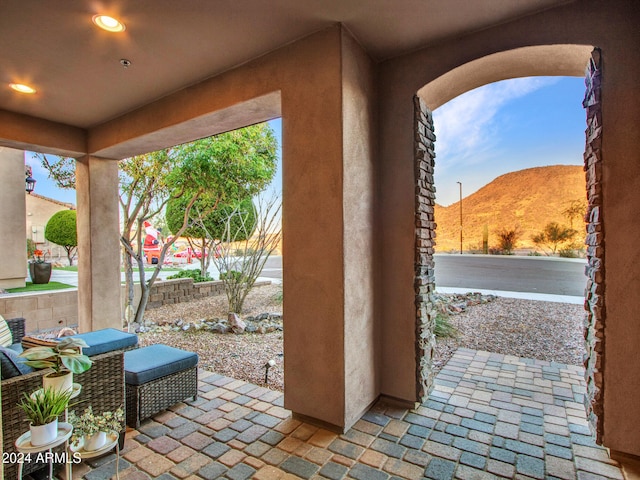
[413,45,605,440]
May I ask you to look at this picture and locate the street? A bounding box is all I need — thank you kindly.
[50,254,586,298]
[433,254,587,296]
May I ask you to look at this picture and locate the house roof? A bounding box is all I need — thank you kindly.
[1,0,573,130]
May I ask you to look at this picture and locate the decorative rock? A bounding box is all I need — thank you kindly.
[229,313,246,334]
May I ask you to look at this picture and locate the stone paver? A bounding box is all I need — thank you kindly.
[52,348,625,480]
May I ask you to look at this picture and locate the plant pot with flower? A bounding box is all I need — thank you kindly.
[29,249,52,284]
[69,406,124,452]
[19,337,93,393]
[17,387,74,447]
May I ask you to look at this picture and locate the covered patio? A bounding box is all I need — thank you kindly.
[65,349,623,479]
[2,1,640,477]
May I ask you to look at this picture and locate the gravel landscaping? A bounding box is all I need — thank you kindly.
[138,283,586,392]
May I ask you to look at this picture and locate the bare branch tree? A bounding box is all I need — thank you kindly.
[211,196,282,314]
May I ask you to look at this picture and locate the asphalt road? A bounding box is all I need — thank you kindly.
[50,254,586,297]
[434,254,586,296]
[256,255,587,297]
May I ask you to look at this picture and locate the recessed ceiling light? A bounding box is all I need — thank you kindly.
[9,83,36,94]
[92,14,126,33]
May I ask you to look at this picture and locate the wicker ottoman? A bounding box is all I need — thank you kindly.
[124,344,198,427]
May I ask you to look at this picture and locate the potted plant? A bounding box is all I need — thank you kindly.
[20,337,93,393]
[69,406,124,451]
[17,387,74,446]
[29,249,52,284]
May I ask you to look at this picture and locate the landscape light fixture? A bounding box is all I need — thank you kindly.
[92,14,126,32]
[264,358,276,385]
[25,166,36,194]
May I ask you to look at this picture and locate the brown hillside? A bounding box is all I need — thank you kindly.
[435,165,586,252]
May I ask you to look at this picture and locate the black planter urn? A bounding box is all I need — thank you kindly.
[29,262,52,284]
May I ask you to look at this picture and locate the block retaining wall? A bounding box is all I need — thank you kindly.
[0,278,266,333]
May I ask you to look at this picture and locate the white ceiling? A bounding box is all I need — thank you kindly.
[1,0,573,128]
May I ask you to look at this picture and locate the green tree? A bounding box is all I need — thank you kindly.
[532,222,576,255]
[45,210,78,265]
[122,123,276,326]
[165,196,256,274]
[38,122,277,327]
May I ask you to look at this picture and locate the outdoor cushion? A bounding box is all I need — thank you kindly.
[7,343,23,354]
[124,344,198,386]
[0,345,34,379]
[72,328,138,356]
[0,316,13,347]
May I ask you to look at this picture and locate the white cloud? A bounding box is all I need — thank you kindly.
[433,77,559,168]
[432,77,560,205]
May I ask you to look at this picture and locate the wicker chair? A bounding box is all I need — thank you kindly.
[1,318,125,479]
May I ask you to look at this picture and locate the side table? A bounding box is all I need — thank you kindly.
[14,422,73,480]
[70,432,120,479]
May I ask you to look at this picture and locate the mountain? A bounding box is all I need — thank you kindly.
[434,165,586,253]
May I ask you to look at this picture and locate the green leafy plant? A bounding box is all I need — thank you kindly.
[69,406,125,445]
[167,269,213,283]
[20,337,93,375]
[17,387,74,426]
[219,270,245,282]
[45,210,78,266]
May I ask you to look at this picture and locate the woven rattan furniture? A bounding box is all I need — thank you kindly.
[124,344,198,427]
[1,318,126,480]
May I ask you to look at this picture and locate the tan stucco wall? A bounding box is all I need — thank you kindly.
[341,30,379,426]
[76,156,122,333]
[84,26,374,430]
[0,147,27,289]
[25,194,75,262]
[377,0,640,456]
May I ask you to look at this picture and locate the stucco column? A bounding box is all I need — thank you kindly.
[75,156,121,332]
[0,147,27,289]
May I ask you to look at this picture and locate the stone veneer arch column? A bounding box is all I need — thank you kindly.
[412,48,606,438]
[413,96,437,400]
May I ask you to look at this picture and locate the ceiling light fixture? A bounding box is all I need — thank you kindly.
[92,14,126,32]
[10,83,37,94]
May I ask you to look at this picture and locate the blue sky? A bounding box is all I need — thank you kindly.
[27,77,585,207]
[433,76,586,206]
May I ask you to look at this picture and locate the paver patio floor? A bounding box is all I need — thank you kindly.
[59,348,624,479]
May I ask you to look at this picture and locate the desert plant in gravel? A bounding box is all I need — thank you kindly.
[212,196,281,314]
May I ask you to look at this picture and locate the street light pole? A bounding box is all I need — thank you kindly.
[457,181,463,254]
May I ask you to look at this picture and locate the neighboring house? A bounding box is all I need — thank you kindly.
[25,192,75,264]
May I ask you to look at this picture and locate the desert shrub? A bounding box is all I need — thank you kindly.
[434,313,458,338]
[273,286,283,305]
[167,269,213,283]
[495,226,521,255]
[219,270,245,282]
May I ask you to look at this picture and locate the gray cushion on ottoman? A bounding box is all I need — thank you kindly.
[124,344,198,385]
[72,328,138,356]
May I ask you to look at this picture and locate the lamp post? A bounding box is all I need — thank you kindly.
[25,165,36,193]
[456,181,462,254]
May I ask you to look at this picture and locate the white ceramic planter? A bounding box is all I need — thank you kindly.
[43,371,73,393]
[83,431,107,451]
[30,419,58,447]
